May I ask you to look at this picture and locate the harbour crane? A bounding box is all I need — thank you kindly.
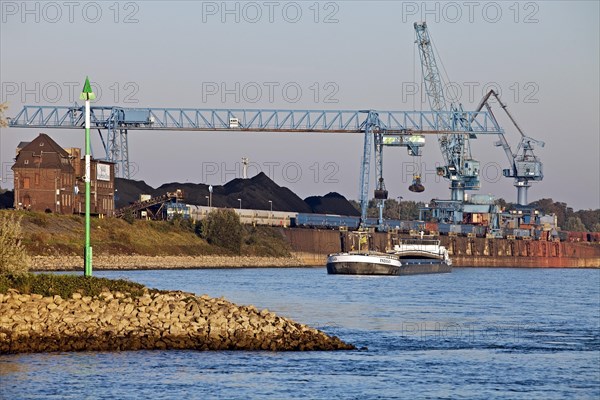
[414,22,481,203]
[473,90,544,206]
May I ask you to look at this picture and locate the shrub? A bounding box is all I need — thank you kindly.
[123,210,135,225]
[0,212,31,276]
[200,209,242,254]
[170,214,194,232]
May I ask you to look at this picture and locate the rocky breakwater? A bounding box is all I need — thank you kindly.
[0,290,354,353]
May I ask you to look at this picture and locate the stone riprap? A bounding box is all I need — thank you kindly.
[31,255,306,271]
[0,290,354,353]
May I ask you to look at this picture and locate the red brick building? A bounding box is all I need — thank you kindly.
[12,133,115,216]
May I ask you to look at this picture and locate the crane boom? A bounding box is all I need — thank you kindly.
[473,90,544,205]
[414,22,480,202]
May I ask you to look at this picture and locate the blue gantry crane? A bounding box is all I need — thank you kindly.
[9,105,502,227]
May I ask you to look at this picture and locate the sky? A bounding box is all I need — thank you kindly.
[1,1,599,210]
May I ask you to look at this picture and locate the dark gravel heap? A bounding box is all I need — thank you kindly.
[304,192,360,216]
[116,173,312,212]
[114,179,154,209]
[116,173,359,215]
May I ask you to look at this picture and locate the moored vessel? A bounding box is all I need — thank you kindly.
[388,237,452,274]
[326,230,452,276]
[326,252,402,275]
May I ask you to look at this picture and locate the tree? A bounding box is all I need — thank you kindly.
[0,212,30,276]
[199,209,242,254]
[530,198,573,228]
[350,198,422,220]
[574,209,600,231]
[563,216,586,232]
[495,198,512,211]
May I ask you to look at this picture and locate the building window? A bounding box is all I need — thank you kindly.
[23,177,30,189]
[24,160,29,165]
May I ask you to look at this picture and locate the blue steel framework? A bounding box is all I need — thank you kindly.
[414,21,480,203]
[9,106,502,226]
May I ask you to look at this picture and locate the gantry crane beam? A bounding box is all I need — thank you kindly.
[10,106,500,133]
[9,105,502,225]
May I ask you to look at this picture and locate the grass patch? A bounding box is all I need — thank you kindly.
[27,212,49,228]
[0,273,154,298]
[13,210,293,258]
[242,225,292,257]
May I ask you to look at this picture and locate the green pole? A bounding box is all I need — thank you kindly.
[80,77,95,277]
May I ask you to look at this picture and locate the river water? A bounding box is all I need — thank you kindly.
[1,267,599,399]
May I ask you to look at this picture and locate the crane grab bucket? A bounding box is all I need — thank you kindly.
[409,175,425,193]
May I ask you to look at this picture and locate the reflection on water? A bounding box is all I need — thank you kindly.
[2,268,599,399]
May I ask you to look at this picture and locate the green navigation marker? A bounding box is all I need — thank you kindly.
[79,77,96,101]
[81,77,94,276]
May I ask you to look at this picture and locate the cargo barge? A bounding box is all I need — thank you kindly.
[326,231,452,275]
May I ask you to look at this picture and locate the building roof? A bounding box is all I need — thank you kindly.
[12,133,74,173]
[21,133,70,156]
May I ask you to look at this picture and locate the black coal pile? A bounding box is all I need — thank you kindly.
[304,192,360,216]
[115,173,359,215]
[116,172,312,213]
[115,179,155,209]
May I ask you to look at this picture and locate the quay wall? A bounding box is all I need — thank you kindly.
[280,229,600,268]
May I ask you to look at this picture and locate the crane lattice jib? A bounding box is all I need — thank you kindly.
[414,22,446,114]
[414,22,476,185]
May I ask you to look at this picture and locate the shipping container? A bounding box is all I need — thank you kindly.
[438,223,451,234]
[384,219,402,230]
[412,221,426,231]
[400,221,412,232]
[473,226,487,237]
[514,229,531,238]
[468,194,495,205]
[425,222,438,233]
[450,224,462,234]
[460,225,474,235]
